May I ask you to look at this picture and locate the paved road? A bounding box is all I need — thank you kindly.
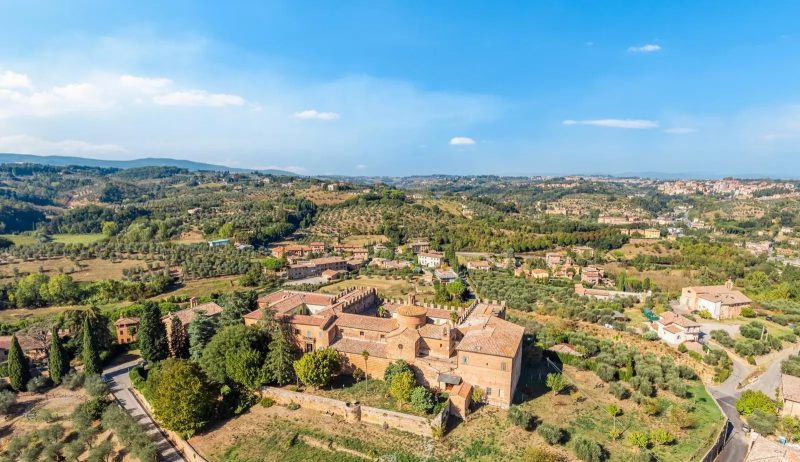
[103,359,186,462]
[709,356,750,462]
[744,343,800,396]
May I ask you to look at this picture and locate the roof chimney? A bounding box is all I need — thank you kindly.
[725,279,733,290]
[407,292,416,305]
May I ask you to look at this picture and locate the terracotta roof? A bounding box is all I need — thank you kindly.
[335,313,398,333]
[243,308,266,321]
[426,307,455,320]
[418,323,448,339]
[451,382,473,400]
[331,337,388,358]
[456,316,524,358]
[687,284,752,305]
[396,304,427,317]
[0,334,47,352]
[288,314,330,327]
[547,343,583,357]
[115,317,139,326]
[658,311,700,329]
[745,435,800,462]
[664,324,683,335]
[163,302,223,326]
[418,252,443,259]
[783,374,800,403]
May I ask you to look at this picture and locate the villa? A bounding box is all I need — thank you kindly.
[244,290,524,408]
[679,280,751,319]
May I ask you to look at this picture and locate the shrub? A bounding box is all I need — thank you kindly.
[697,310,712,319]
[0,390,16,415]
[608,382,629,400]
[633,450,656,462]
[678,364,697,380]
[605,404,621,417]
[669,405,695,429]
[389,371,416,403]
[383,360,413,383]
[677,343,688,353]
[286,401,300,410]
[62,370,85,390]
[573,436,604,462]
[642,331,659,341]
[782,354,800,377]
[669,380,688,398]
[650,428,673,445]
[627,431,649,449]
[736,390,777,416]
[129,366,147,389]
[538,423,565,445]
[595,363,617,382]
[748,409,778,435]
[259,396,275,408]
[84,374,109,398]
[523,447,566,462]
[410,386,434,413]
[507,405,535,430]
[26,375,51,393]
[472,386,486,404]
[688,351,703,361]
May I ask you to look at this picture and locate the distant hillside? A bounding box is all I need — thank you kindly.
[0,153,298,176]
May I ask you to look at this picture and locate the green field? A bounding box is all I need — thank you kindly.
[1,233,106,246]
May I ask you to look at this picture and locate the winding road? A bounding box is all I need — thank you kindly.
[103,358,186,462]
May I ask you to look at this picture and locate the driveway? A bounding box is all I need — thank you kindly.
[103,358,186,462]
[708,356,751,462]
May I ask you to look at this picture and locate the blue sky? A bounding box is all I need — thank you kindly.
[0,1,799,176]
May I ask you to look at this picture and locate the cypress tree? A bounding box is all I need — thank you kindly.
[138,301,168,362]
[188,310,217,362]
[49,325,69,385]
[169,316,189,359]
[82,315,102,375]
[265,324,297,385]
[7,334,30,391]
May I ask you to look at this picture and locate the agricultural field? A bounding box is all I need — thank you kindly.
[603,263,696,293]
[339,234,388,246]
[613,239,678,259]
[297,186,360,205]
[0,257,148,282]
[319,275,434,301]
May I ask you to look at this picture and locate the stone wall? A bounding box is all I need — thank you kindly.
[260,386,448,438]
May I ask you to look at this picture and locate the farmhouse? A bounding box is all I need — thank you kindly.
[679,280,751,320]
[0,334,48,361]
[418,251,444,268]
[208,238,230,247]
[466,260,492,271]
[309,241,326,253]
[369,258,411,270]
[580,266,605,285]
[744,435,800,461]
[244,290,524,408]
[287,256,349,279]
[114,298,223,345]
[272,244,313,259]
[408,240,430,254]
[650,311,700,344]
[434,268,459,283]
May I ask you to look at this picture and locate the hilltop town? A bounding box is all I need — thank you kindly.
[2,166,800,461]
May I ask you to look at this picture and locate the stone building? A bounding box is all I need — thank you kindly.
[244,289,524,408]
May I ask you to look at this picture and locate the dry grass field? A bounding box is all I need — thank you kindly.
[297,186,360,206]
[615,239,678,259]
[0,258,148,282]
[339,234,387,246]
[603,263,695,293]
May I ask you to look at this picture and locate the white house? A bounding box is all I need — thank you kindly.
[651,311,701,344]
[418,251,444,268]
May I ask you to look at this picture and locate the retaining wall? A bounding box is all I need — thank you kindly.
[261,386,448,438]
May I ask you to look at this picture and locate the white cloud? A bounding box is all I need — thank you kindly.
[664,127,697,134]
[450,136,476,145]
[0,70,32,89]
[291,109,341,120]
[355,164,368,170]
[0,82,110,118]
[627,44,662,53]
[120,74,172,93]
[0,134,127,155]
[562,119,659,129]
[152,90,244,107]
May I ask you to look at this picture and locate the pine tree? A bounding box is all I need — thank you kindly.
[188,310,218,361]
[265,324,297,385]
[138,301,168,363]
[169,316,189,359]
[82,315,102,375]
[49,325,69,384]
[7,334,30,391]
